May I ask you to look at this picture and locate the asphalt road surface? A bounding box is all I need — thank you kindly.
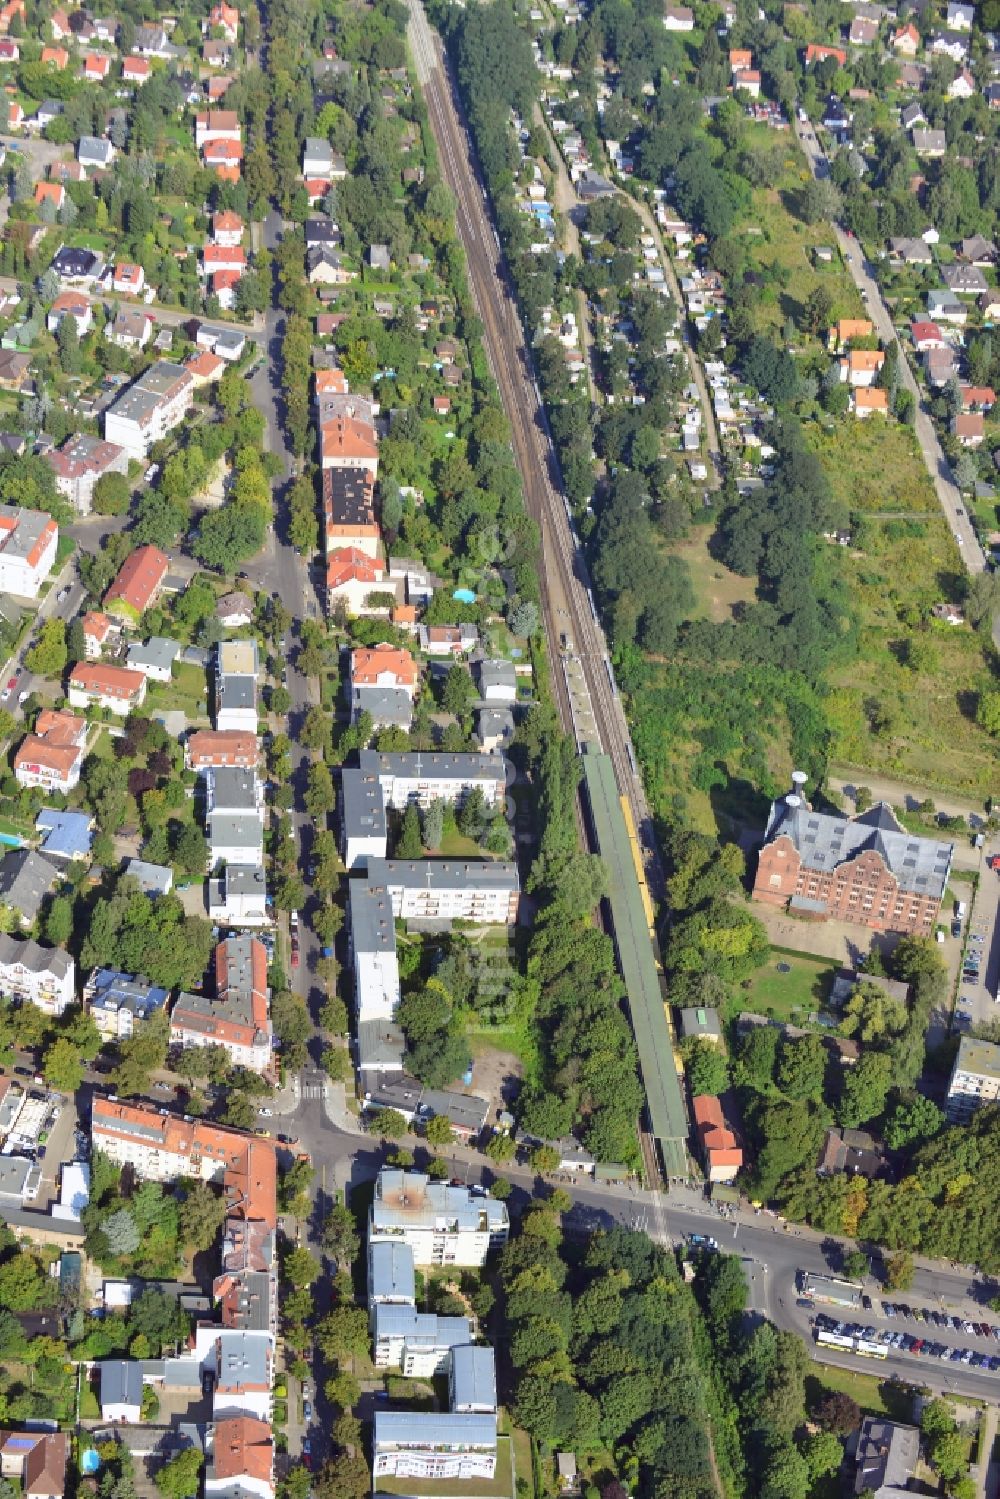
[284,1082,1000,1402]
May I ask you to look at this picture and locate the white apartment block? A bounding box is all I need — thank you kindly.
[0,934,74,1015]
[211,1332,273,1422]
[369,1169,508,1269]
[0,507,58,598]
[341,769,388,871]
[372,1306,472,1377]
[215,639,259,733]
[350,882,401,1025]
[367,858,519,925]
[946,1036,1000,1122]
[208,864,269,927]
[372,1413,497,1482]
[104,362,194,459]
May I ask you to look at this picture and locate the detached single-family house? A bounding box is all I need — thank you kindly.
[953,412,985,446]
[852,387,889,417]
[662,4,693,28]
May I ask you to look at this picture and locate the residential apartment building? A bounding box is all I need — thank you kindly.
[91,1099,278,1196]
[68,663,147,715]
[349,881,401,1026]
[0,934,74,1015]
[170,936,271,1071]
[319,415,379,475]
[187,730,260,772]
[208,865,269,928]
[350,645,418,698]
[45,434,127,515]
[449,1345,497,1415]
[946,1036,1000,1122]
[81,612,116,658]
[369,1169,508,1268]
[753,778,952,937]
[205,1418,273,1499]
[341,752,508,872]
[366,859,519,925]
[104,362,194,459]
[341,769,389,870]
[212,1332,273,1421]
[358,750,506,810]
[215,640,259,733]
[13,710,86,793]
[0,507,58,598]
[368,1239,417,1308]
[322,467,379,557]
[372,1413,497,1482]
[373,1306,473,1376]
[83,969,170,1041]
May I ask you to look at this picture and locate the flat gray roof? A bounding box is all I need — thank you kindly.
[359,750,505,783]
[451,1344,496,1412]
[350,880,397,955]
[342,769,388,839]
[208,767,261,812]
[369,1239,416,1305]
[208,813,264,851]
[368,858,518,893]
[374,1411,497,1449]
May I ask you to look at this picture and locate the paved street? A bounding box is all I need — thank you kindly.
[793,119,985,574]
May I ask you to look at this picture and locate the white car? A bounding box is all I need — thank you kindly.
[258,1107,274,1117]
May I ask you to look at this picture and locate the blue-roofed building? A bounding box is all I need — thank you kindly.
[35,809,93,862]
[82,968,170,1041]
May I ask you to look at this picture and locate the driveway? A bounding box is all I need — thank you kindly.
[792,119,986,577]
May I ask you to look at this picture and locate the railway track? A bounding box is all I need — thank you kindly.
[406,0,663,902]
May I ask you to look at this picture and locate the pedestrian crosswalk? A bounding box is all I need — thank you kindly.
[302,1082,327,1100]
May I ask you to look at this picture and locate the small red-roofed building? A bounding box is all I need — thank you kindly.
[852,387,889,417]
[186,350,225,385]
[104,543,169,624]
[122,55,151,83]
[34,181,64,212]
[113,262,145,296]
[805,42,846,65]
[41,44,68,67]
[212,210,244,247]
[203,139,243,181]
[81,611,117,658]
[692,1095,742,1182]
[83,53,111,81]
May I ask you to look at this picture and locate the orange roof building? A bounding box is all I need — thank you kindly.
[186,730,260,771]
[852,387,889,415]
[315,367,348,397]
[68,662,147,712]
[92,1097,277,1227]
[203,138,243,180]
[692,1094,743,1182]
[805,42,847,65]
[840,348,885,386]
[41,45,69,67]
[209,1418,273,1496]
[123,54,151,81]
[186,350,226,384]
[84,53,110,79]
[81,610,115,657]
[350,642,418,695]
[104,543,169,621]
[14,709,87,792]
[319,414,378,474]
[828,317,873,349]
[34,181,64,210]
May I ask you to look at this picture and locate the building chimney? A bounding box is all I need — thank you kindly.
[791,770,808,796]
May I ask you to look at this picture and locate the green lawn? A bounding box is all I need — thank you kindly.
[146,662,210,720]
[439,827,489,857]
[805,1365,914,1424]
[740,947,839,1022]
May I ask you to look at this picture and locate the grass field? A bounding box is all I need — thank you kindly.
[805,1364,914,1423]
[805,418,942,521]
[675,528,755,623]
[740,947,839,1022]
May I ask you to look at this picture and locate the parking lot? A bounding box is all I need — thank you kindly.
[813,1296,1000,1376]
[954,848,999,1033]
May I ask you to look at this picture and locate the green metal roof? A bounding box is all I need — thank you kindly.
[581,752,689,1177]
